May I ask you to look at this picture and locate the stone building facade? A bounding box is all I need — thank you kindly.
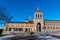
[4,8,60,33]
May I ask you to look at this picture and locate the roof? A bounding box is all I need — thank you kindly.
[6,21,33,24]
[35,10,41,12]
[44,20,60,21]
[44,20,60,23]
[35,7,41,12]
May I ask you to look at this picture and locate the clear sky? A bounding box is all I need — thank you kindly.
[0,0,60,29]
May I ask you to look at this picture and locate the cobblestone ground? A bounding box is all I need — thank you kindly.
[10,35,40,40]
[0,35,41,40]
[1,32,60,40]
[1,32,41,40]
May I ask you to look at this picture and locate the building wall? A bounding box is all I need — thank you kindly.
[4,23,35,32]
[4,20,60,33]
[45,21,60,32]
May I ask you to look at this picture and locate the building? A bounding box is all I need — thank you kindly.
[4,7,60,33]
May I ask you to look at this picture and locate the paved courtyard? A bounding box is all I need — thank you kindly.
[1,32,60,40]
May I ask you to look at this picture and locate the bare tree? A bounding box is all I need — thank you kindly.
[0,7,13,21]
[0,6,13,28]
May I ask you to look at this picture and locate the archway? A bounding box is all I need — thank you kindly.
[37,23,41,32]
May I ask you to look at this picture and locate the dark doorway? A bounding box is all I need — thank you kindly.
[37,23,41,32]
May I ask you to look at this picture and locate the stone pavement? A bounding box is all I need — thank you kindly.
[1,32,60,40]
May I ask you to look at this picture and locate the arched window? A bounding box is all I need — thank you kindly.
[53,26,55,29]
[47,26,49,29]
[38,14,39,19]
[40,14,42,18]
[9,28,11,31]
[36,14,37,18]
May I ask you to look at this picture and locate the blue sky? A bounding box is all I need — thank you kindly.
[0,0,60,29]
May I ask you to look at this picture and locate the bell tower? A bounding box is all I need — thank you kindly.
[34,7,42,19]
[34,7,44,32]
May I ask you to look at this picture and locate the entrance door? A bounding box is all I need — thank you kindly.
[37,23,41,32]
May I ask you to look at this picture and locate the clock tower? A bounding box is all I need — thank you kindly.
[34,7,44,32]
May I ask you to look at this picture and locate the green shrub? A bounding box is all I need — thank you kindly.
[0,29,3,35]
[30,32,34,35]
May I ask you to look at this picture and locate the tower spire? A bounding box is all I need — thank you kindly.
[36,6,41,12]
[37,6,39,10]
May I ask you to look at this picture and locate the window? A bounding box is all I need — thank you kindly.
[25,28,30,32]
[56,27,58,29]
[36,14,37,18]
[47,26,49,29]
[15,28,18,31]
[38,14,39,18]
[53,26,55,29]
[9,28,11,31]
[13,28,16,31]
[21,25,24,27]
[25,28,28,32]
[40,14,42,18]
[19,28,23,31]
[16,25,19,27]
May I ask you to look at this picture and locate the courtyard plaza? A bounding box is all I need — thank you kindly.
[1,32,60,40]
